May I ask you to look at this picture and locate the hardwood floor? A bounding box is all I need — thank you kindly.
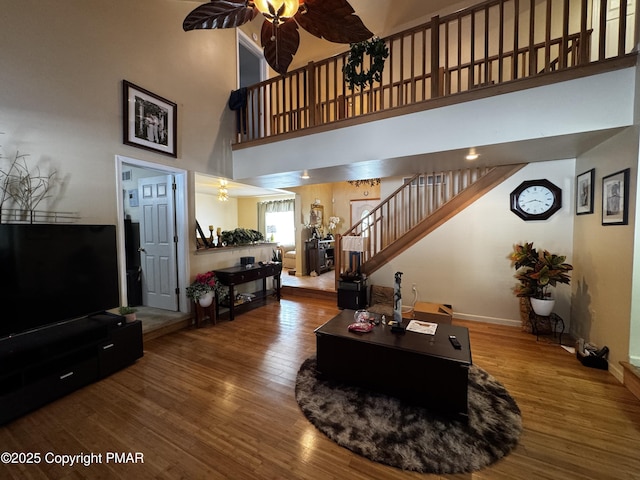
[2,293,640,479]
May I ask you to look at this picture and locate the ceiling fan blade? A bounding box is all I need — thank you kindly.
[261,19,300,75]
[295,0,373,44]
[183,0,258,31]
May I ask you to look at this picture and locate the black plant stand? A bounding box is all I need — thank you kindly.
[529,311,564,344]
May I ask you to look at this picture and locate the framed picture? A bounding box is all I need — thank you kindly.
[310,204,324,227]
[576,168,595,215]
[602,168,630,225]
[123,80,177,157]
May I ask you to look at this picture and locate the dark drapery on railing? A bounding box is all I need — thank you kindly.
[234,0,637,145]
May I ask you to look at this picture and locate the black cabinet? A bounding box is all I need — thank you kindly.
[337,280,367,310]
[0,313,143,425]
[99,321,144,376]
[305,239,334,275]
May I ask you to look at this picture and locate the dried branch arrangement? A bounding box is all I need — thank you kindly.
[0,151,58,223]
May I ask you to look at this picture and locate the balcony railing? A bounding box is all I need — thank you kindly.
[234,0,637,145]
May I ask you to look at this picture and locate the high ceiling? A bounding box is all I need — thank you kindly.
[184,0,471,197]
[178,0,460,35]
[184,1,617,196]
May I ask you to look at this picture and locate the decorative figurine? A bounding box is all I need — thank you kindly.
[391,271,406,333]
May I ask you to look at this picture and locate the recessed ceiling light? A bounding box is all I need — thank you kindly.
[301,170,310,179]
[465,152,479,161]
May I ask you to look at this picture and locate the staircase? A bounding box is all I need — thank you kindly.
[334,164,526,279]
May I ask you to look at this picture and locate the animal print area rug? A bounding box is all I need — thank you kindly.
[295,356,522,474]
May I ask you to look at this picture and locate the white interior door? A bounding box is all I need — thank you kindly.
[138,174,178,310]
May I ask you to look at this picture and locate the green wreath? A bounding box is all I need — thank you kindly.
[342,37,389,91]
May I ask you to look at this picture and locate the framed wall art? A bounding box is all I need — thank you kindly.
[123,80,177,157]
[310,204,324,227]
[576,168,595,215]
[602,168,630,225]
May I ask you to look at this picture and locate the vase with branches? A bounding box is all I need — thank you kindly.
[0,151,58,223]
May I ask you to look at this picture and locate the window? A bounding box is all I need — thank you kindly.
[265,210,294,245]
[258,199,295,245]
[360,209,371,237]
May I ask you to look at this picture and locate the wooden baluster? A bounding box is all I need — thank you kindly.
[544,0,552,73]
[295,71,301,129]
[529,0,536,76]
[457,16,463,93]
[470,11,476,88]
[431,15,440,98]
[618,0,628,56]
[498,0,505,82]
[399,34,405,107]
[443,22,449,96]
[410,32,416,103]
[598,0,607,61]
[560,0,569,69]
[579,0,588,64]
[513,0,520,79]
[484,4,490,85]
[307,62,316,128]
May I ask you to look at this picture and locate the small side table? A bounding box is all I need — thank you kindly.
[529,311,564,344]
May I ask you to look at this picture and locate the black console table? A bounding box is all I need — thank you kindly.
[214,263,282,320]
[0,312,143,425]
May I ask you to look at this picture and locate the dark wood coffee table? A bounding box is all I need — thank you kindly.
[314,310,472,416]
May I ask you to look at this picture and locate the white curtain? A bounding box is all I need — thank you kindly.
[258,199,294,240]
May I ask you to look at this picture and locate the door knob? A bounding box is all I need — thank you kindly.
[138,247,146,253]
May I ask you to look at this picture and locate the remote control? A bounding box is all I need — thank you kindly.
[449,335,462,349]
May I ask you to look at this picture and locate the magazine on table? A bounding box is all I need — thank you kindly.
[406,320,438,335]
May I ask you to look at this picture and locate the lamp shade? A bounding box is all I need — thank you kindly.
[254,0,300,21]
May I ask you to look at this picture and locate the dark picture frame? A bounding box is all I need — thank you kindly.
[602,168,630,225]
[123,80,177,157]
[576,168,595,215]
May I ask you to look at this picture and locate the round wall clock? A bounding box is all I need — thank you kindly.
[510,179,562,220]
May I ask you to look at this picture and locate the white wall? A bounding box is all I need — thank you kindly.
[195,193,239,237]
[573,127,638,381]
[372,159,576,326]
[0,0,237,226]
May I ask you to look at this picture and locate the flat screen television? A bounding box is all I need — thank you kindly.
[0,224,120,339]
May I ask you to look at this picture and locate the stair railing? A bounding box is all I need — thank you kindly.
[334,167,491,279]
[235,0,634,144]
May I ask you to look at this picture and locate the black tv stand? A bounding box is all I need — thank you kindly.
[0,312,143,425]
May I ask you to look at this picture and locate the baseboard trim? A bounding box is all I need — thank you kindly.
[453,312,520,328]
